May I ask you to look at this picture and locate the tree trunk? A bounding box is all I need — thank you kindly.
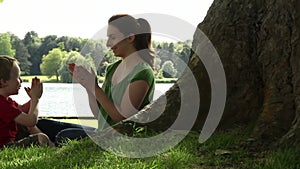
[110,0,300,146]
[56,70,59,82]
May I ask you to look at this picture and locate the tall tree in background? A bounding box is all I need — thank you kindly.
[56,36,83,52]
[38,35,58,58]
[10,34,31,75]
[40,48,66,82]
[0,33,15,56]
[80,39,110,75]
[26,34,58,75]
[23,31,41,75]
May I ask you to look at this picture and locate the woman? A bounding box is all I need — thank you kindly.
[37,14,155,144]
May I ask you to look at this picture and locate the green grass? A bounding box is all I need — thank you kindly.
[1,129,299,169]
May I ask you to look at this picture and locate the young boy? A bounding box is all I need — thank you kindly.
[0,55,52,148]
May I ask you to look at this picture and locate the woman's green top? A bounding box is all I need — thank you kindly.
[97,60,155,131]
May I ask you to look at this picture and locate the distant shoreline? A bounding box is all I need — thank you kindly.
[21,75,177,83]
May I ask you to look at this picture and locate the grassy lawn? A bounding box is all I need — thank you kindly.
[13,77,299,168]
[1,128,299,169]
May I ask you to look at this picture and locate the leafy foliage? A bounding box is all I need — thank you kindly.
[59,51,96,83]
[40,48,66,81]
[159,60,178,78]
[2,32,192,79]
[10,34,31,75]
[0,33,15,56]
[23,31,41,75]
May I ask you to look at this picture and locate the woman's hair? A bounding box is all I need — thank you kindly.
[108,14,155,69]
[0,55,17,81]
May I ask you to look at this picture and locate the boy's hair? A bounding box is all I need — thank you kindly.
[0,55,17,81]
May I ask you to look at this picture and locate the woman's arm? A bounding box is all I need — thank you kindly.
[69,64,99,118]
[86,90,99,118]
[94,80,149,123]
[119,80,150,119]
[70,64,150,123]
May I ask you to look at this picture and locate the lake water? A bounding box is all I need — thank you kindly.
[11,83,173,117]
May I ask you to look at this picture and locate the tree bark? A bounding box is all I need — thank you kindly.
[110,0,300,146]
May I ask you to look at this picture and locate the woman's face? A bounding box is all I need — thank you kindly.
[106,25,130,57]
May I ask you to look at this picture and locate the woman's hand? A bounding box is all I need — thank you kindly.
[68,63,98,93]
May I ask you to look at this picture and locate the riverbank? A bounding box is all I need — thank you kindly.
[21,75,177,83]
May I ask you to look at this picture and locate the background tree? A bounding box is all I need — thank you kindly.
[158,60,177,78]
[0,33,15,56]
[59,50,96,83]
[59,51,83,83]
[23,31,41,75]
[93,47,119,76]
[32,35,58,75]
[167,42,174,53]
[3,31,188,77]
[40,48,66,81]
[38,35,58,56]
[10,34,31,74]
[23,31,39,45]
[154,57,162,74]
[80,39,108,71]
[56,36,83,52]
[172,41,191,78]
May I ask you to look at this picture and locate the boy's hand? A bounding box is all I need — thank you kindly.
[24,87,31,97]
[26,77,43,99]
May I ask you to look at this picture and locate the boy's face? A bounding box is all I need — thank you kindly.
[2,62,22,95]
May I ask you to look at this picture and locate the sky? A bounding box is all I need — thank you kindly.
[0,0,213,41]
